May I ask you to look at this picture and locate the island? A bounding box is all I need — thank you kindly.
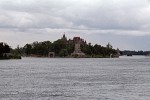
[1,34,121,59]
[19,34,120,58]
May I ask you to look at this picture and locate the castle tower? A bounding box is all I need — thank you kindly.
[74,43,81,53]
[71,37,85,57]
[61,34,67,41]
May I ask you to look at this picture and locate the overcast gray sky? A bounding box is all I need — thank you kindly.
[0,0,150,50]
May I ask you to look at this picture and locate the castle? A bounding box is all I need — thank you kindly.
[61,34,86,45]
[61,34,86,57]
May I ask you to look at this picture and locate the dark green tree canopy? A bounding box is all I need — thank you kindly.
[0,42,11,58]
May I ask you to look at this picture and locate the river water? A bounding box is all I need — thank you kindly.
[0,56,150,100]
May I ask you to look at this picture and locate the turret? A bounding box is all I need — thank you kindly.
[61,33,67,41]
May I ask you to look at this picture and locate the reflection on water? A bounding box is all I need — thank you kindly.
[0,56,150,100]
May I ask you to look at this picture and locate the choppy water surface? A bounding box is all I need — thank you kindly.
[0,56,150,100]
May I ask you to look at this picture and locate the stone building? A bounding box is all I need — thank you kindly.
[71,37,85,57]
[68,37,86,46]
[61,34,86,57]
[48,52,55,58]
[49,34,86,57]
[61,34,67,41]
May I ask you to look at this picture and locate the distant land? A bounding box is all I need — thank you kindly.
[120,50,150,56]
[1,34,150,59]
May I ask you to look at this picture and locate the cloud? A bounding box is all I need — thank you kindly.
[0,0,150,50]
[0,0,150,31]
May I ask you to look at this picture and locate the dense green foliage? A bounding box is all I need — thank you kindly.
[0,42,11,59]
[0,43,21,59]
[81,44,116,57]
[23,40,74,57]
[24,41,52,56]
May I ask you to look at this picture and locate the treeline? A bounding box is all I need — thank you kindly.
[22,39,74,57]
[20,39,117,57]
[0,42,21,59]
[81,43,117,57]
[121,50,150,55]
[0,42,11,59]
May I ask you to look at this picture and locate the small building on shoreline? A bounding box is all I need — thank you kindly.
[48,52,55,58]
